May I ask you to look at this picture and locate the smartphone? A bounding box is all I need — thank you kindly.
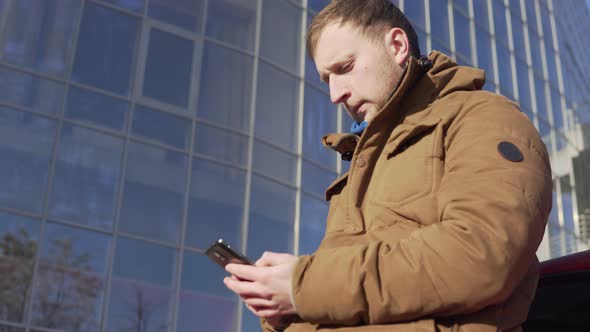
[206,239,252,268]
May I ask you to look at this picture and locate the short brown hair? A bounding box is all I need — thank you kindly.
[306,0,421,59]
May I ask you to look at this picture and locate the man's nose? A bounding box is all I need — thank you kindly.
[329,77,350,104]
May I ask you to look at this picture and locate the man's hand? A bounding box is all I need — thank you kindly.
[224,252,298,325]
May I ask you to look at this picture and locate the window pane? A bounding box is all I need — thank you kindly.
[302,161,336,198]
[511,14,527,62]
[247,175,295,259]
[40,222,111,274]
[113,237,176,286]
[72,2,140,95]
[454,0,469,13]
[132,105,191,150]
[197,42,253,132]
[260,0,302,73]
[303,84,337,170]
[31,223,108,331]
[178,291,237,332]
[143,29,194,109]
[430,0,450,45]
[66,86,129,131]
[0,108,56,213]
[32,265,103,331]
[541,6,554,50]
[551,89,563,130]
[181,251,234,298]
[107,277,172,332]
[516,60,533,120]
[454,10,471,60]
[186,159,246,250]
[305,54,326,91]
[509,0,522,21]
[194,123,248,165]
[119,142,187,244]
[49,125,124,230]
[529,32,543,76]
[255,62,299,151]
[0,212,40,324]
[253,140,297,185]
[148,0,204,32]
[0,67,65,115]
[496,45,514,98]
[492,0,508,48]
[101,0,144,12]
[206,0,257,51]
[299,194,328,255]
[404,0,426,29]
[309,0,330,12]
[545,49,558,88]
[525,2,538,34]
[416,28,427,58]
[473,0,490,31]
[1,0,81,77]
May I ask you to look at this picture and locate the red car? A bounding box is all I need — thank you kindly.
[523,250,590,331]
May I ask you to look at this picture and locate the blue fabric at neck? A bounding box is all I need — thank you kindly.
[350,121,368,135]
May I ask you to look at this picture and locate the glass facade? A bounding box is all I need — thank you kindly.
[0,0,588,331]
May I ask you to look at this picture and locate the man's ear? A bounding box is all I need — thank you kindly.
[384,27,410,65]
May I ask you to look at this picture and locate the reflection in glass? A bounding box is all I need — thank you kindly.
[302,161,337,198]
[194,123,249,165]
[49,125,124,230]
[253,140,297,185]
[0,67,65,115]
[119,142,187,243]
[206,0,257,51]
[181,251,234,298]
[430,0,449,45]
[303,84,337,170]
[260,0,302,73]
[72,2,140,95]
[299,194,328,255]
[255,62,300,151]
[197,42,253,132]
[132,105,191,149]
[66,86,129,131]
[32,224,106,332]
[404,0,426,29]
[107,277,171,332]
[454,10,471,61]
[0,0,81,77]
[113,237,176,286]
[0,108,56,213]
[177,291,237,332]
[102,0,144,12]
[143,29,194,109]
[148,0,204,32]
[247,175,295,259]
[0,212,40,324]
[186,158,246,250]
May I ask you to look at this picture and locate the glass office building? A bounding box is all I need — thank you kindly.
[0,0,588,331]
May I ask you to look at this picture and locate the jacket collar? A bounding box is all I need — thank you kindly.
[321,51,485,159]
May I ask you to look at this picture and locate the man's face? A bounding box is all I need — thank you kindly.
[314,22,405,124]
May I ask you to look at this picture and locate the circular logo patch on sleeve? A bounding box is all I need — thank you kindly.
[497,141,523,162]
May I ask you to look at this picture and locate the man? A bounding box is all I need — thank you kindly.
[224,1,552,331]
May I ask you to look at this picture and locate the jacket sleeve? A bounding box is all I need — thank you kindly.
[291,97,553,325]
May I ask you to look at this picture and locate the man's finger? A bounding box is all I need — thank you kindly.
[255,251,287,267]
[226,263,261,281]
[243,296,275,308]
[223,277,265,298]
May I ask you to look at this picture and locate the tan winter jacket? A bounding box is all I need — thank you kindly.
[262,51,552,332]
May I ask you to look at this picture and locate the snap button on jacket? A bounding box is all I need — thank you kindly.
[262,52,552,332]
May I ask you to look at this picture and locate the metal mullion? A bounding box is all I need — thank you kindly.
[487,0,501,94]
[115,232,180,250]
[0,61,66,84]
[132,96,194,119]
[251,169,299,192]
[40,217,114,237]
[192,153,249,173]
[204,36,257,58]
[0,320,25,330]
[88,0,144,18]
[128,136,187,155]
[302,155,341,174]
[62,118,126,139]
[293,0,308,257]
[448,0,456,59]
[147,18,201,41]
[194,117,251,137]
[0,0,12,60]
[254,136,300,157]
[424,0,432,56]
[468,0,478,67]
[23,0,86,330]
[303,77,329,95]
[300,189,326,203]
[0,102,60,121]
[168,0,210,329]
[238,0,263,330]
[68,81,132,102]
[258,55,302,79]
[99,2,149,330]
[0,205,43,220]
